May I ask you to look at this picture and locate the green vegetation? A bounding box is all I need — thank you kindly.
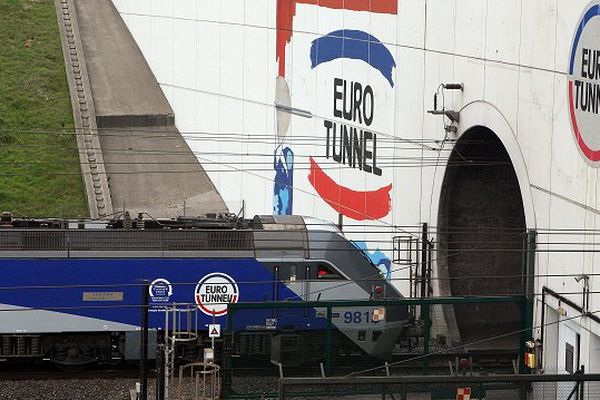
[0,0,88,217]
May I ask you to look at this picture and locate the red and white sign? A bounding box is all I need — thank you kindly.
[208,324,221,338]
[456,387,471,400]
[194,273,239,316]
[372,308,385,322]
[568,2,600,163]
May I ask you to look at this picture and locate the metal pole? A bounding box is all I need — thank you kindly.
[211,313,216,352]
[156,344,165,400]
[580,365,585,400]
[223,306,234,398]
[325,305,333,376]
[420,223,428,301]
[278,378,285,400]
[423,303,430,374]
[140,280,150,400]
[520,230,536,374]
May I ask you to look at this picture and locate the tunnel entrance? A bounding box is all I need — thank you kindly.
[437,126,526,350]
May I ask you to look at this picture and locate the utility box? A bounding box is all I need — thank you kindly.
[125,330,158,360]
[271,334,304,367]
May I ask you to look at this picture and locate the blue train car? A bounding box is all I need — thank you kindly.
[0,214,408,366]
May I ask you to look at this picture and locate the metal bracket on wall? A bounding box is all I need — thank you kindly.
[427,83,464,134]
[427,109,460,124]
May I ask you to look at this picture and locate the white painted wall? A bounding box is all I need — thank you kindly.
[111,0,600,368]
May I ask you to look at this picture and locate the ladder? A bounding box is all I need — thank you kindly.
[163,304,201,400]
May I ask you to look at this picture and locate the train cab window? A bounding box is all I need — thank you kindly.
[317,264,344,280]
[284,264,297,283]
[275,264,300,283]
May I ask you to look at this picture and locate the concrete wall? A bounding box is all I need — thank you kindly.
[111,0,600,363]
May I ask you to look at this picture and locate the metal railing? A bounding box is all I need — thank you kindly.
[278,372,600,400]
[0,229,255,252]
[223,296,531,398]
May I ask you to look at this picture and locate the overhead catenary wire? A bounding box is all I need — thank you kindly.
[0,288,596,312]
[0,278,597,292]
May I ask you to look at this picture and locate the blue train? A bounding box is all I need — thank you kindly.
[0,213,408,367]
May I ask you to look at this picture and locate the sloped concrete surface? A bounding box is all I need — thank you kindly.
[74,0,173,124]
[71,0,227,217]
[99,127,226,217]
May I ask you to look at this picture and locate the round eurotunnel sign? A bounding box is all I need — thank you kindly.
[194,273,239,316]
[569,2,600,163]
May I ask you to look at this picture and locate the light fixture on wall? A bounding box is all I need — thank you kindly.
[427,83,464,134]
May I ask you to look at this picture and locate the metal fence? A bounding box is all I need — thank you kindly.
[278,373,600,400]
[222,296,531,399]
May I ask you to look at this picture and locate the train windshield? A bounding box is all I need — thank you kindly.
[302,217,342,233]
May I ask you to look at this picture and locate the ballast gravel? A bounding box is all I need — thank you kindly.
[0,378,148,400]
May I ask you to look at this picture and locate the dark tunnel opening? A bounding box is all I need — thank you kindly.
[437,126,527,350]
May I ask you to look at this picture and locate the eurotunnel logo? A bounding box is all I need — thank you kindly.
[148,278,173,303]
[276,0,397,221]
[194,273,239,316]
[569,2,600,163]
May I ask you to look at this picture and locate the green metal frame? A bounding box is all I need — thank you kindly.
[519,230,536,374]
[223,295,529,398]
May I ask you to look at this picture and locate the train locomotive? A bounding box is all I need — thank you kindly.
[0,213,408,367]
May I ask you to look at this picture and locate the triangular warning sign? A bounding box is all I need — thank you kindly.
[208,323,221,338]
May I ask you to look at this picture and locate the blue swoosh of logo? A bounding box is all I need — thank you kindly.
[310,30,396,87]
[353,241,392,280]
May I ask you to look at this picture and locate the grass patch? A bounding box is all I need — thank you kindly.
[0,0,88,217]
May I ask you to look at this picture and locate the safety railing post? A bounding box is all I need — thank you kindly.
[278,378,285,400]
[325,305,333,376]
[156,343,165,400]
[223,305,235,398]
[423,303,430,374]
[139,280,149,400]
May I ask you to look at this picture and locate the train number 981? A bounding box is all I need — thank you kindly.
[343,311,380,324]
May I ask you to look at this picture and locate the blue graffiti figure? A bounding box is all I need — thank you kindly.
[273,145,294,215]
[354,241,392,280]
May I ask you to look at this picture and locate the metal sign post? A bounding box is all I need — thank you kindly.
[210,313,217,352]
[139,280,149,400]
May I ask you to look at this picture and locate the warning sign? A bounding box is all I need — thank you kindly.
[208,324,221,338]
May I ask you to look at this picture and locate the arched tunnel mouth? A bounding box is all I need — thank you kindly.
[437,126,527,350]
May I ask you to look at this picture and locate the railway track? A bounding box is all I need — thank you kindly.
[0,350,517,380]
[227,351,518,377]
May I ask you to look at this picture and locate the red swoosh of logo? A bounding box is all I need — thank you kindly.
[308,157,392,221]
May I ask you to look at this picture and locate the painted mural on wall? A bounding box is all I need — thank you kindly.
[354,241,392,280]
[569,1,600,164]
[275,0,397,221]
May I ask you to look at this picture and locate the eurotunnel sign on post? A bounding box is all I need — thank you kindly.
[195,273,239,317]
